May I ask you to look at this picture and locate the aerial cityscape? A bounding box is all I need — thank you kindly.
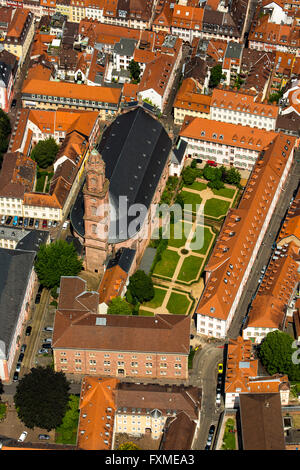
[0,0,299,454]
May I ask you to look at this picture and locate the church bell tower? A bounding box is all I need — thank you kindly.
[83,148,110,273]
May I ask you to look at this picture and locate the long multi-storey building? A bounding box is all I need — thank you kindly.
[179,115,278,170]
[195,133,297,339]
[210,87,279,130]
[21,79,121,119]
[52,276,191,380]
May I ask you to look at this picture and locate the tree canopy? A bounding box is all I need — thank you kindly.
[35,240,83,289]
[127,270,154,303]
[30,137,59,169]
[0,109,11,168]
[107,296,132,315]
[209,64,225,89]
[14,366,70,431]
[128,60,141,83]
[258,330,300,381]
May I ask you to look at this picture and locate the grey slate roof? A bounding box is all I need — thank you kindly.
[71,106,172,243]
[106,247,136,273]
[0,248,36,359]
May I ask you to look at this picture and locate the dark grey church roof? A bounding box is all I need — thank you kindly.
[71,106,172,243]
[106,247,136,273]
[0,249,36,359]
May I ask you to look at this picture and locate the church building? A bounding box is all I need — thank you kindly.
[71,106,173,273]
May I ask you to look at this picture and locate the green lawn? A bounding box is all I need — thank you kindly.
[181,190,203,213]
[55,395,80,445]
[177,255,203,283]
[184,181,207,192]
[166,292,191,315]
[204,198,230,218]
[168,220,192,248]
[153,249,180,278]
[212,187,235,199]
[143,287,167,309]
[221,418,236,450]
[138,309,155,316]
[190,225,214,254]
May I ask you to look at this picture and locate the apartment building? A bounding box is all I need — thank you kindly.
[21,79,121,119]
[77,376,201,449]
[52,276,190,380]
[0,48,18,112]
[137,52,178,111]
[1,7,35,66]
[171,4,204,43]
[173,77,211,124]
[248,13,300,56]
[210,88,279,130]
[225,337,290,409]
[152,0,173,34]
[1,108,100,222]
[242,242,300,343]
[113,382,201,441]
[101,0,155,30]
[195,133,297,339]
[179,115,278,170]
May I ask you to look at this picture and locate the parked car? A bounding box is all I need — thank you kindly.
[48,220,52,228]
[52,221,57,227]
[217,373,222,384]
[15,363,21,373]
[25,326,32,336]
[35,220,39,229]
[38,348,50,354]
[44,326,54,332]
[209,425,215,436]
[38,434,50,440]
[18,353,24,362]
[24,218,29,227]
[44,337,52,343]
[20,344,27,353]
[11,99,17,108]
[206,434,213,446]
[62,220,69,229]
[218,363,223,374]
[12,216,18,226]
[18,216,23,226]
[13,371,19,382]
[207,160,217,167]
[6,216,12,225]
[216,384,222,394]
[216,393,221,406]
[42,343,52,349]
[42,219,47,228]
[1,215,5,224]
[35,293,41,304]
[18,431,28,442]
[29,218,34,227]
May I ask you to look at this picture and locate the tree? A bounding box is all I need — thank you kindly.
[30,137,59,169]
[107,296,132,315]
[127,270,154,303]
[0,109,11,168]
[35,240,83,289]
[224,167,241,185]
[128,60,141,83]
[118,442,140,450]
[209,65,225,89]
[182,167,197,185]
[14,366,70,431]
[258,330,300,381]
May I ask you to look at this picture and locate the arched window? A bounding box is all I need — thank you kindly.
[92,224,97,234]
[91,206,97,216]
